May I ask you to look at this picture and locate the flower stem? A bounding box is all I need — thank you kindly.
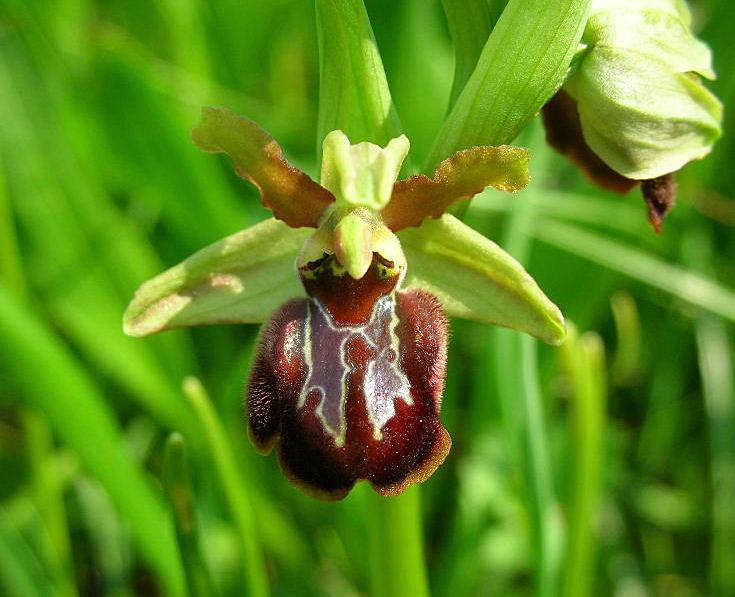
[163,433,218,597]
[367,486,429,597]
[183,377,268,597]
[558,327,606,597]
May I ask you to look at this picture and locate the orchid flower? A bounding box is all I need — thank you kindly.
[124,107,566,500]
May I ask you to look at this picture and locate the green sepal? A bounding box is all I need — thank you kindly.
[123,218,309,337]
[584,0,715,78]
[399,214,566,345]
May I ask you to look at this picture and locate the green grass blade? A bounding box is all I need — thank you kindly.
[183,377,268,597]
[0,284,185,597]
[315,0,404,150]
[610,292,643,385]
[73,479,134,597]
[0,153,24,296]
[426,0,591,168]
[366,487,429,597]
[533,220,735,322]
[490,177,563,597]
[696,315,735,595]
[0,508,53,597]
[518,335,565,597]
[164,433,218,597]
[558,327,606,597]
[22,412,77,597]
[440,0,492,108]
[685,227,735,595]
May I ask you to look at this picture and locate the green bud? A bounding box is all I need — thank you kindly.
[565,0,722,180]
[320,130,410,210]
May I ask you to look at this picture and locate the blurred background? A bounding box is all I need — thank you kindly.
[1,0,734,595]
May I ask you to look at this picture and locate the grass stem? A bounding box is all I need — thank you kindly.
[183,377,268,597]
[367,486,429,597]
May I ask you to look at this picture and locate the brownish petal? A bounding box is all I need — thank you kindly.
[246,273,451,500]
[542,90,638,194]
[381,145,530,231]
[191,107,334,228]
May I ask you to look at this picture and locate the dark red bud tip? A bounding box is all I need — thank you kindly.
[641,173,677,234]
[247,284,450,500]
[542,90,638,194]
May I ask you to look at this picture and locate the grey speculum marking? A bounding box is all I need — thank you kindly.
[300,295,412,446]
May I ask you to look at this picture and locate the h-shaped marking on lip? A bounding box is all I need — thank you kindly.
[298,294,412,447]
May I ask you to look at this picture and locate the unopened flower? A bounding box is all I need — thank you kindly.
[542,0,723,231]
[124,107,565,500]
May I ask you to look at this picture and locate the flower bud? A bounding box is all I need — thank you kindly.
[543,0,723,230]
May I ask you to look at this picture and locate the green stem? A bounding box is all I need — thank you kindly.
[519,335,564,597]
[314,0,403,153]
[491,151,563,596]
[22,412,77,597]
[683,227,735,596]
[163,433,218,597]
[440,0,492,109]
[183,377,268,597]
[696,315,735,595]
[558,327,606,597]
[367,487,429,597]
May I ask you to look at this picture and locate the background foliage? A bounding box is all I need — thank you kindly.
[1,0,734,595]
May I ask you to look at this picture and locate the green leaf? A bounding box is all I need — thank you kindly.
[399,214,566,344]
[440,0,493,108]
[558,326,606,597]
[182,378,268,597]
[572,46,722,180]
[426,0,592,168]
[0,284,185,597]
[163,434,218,597]
[124,218,309,337]
[315,0,404,149]
[191,107,334,228]
[533,219,735,322]
[383,144,530,231]
[0,509,54,597]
